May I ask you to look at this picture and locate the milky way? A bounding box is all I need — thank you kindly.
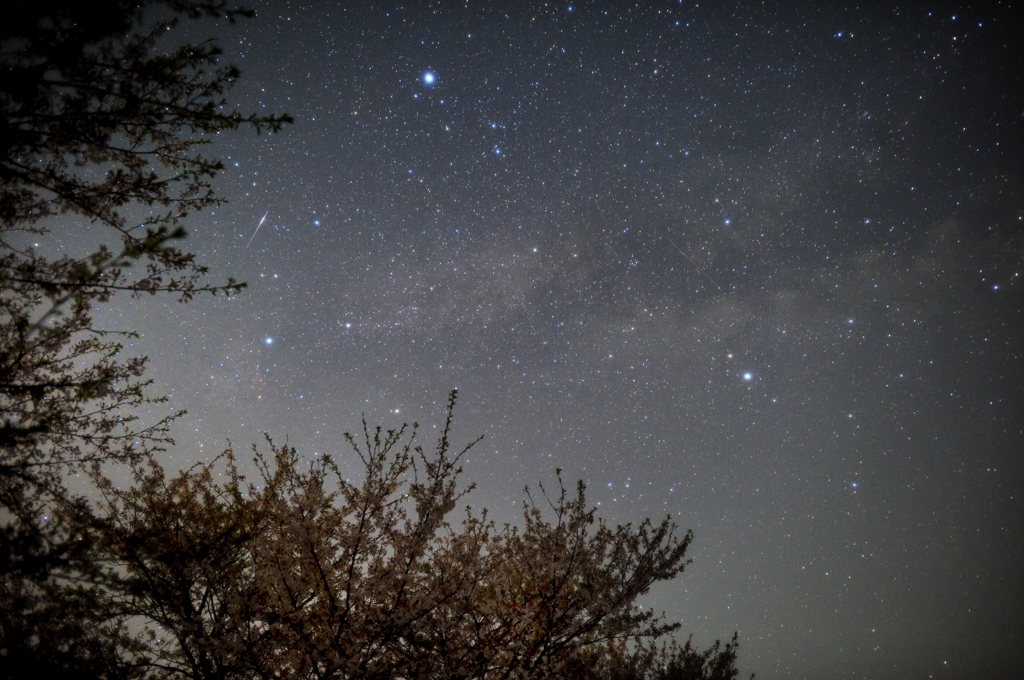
[101,3,1022,678]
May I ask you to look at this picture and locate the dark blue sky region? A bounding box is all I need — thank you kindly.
[104,3,1022,678]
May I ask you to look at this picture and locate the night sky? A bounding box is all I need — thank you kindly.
[99,2,1022,678]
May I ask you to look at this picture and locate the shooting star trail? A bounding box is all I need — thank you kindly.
[664,235,722,290]
[246,210,269,248]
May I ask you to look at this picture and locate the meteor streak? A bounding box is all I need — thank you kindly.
[664,235,722,290]
[246,210,269,248]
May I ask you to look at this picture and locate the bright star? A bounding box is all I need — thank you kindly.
[423,71,435,85]
[742,372,753,381]
[265,337,273,345]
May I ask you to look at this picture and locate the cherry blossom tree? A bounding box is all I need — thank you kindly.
[97,392,746,680]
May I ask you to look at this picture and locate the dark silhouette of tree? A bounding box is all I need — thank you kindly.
[1,1,289,675]
[0,0,289,563]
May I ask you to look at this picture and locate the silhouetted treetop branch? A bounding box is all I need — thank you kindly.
[2,0,291,299]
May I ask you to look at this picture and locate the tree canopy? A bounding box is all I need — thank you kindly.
[1,0,289,578]
[1,1,290,670]
[87,392,743,679]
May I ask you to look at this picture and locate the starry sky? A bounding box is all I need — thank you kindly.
[98,2,1022,678]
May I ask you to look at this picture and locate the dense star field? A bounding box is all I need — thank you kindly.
[92,3,1021,678]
